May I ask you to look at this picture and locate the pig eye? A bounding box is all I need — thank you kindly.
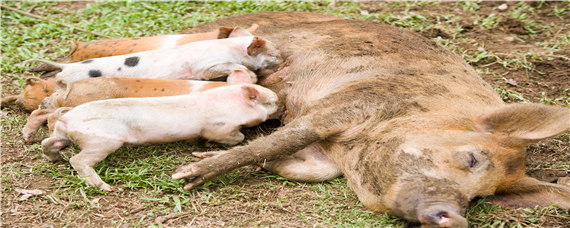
[468,153,479,168]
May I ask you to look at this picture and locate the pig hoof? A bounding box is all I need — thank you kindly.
[98,183,113,192]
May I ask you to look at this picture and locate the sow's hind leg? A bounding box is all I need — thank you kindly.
[264,143,342,182]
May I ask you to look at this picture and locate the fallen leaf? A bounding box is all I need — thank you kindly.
[505,78,518,86]
[15,188,44,195]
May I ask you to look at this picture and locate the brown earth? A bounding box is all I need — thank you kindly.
[1,1,569,227]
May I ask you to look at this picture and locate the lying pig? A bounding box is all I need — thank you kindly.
[1,77,55,112]
[28,24,259,73]
[171,12,570,228]
[41,83,279,191]
[25,27,281,86]
[22,75,232,142]
[22,69,253,142]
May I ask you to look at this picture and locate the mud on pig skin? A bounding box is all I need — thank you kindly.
[171,12,570,228]
[41,83,279,191]
[21,74,249,142]
[25,27,282,88]
[28,24,259,73]
[1,77,55,112]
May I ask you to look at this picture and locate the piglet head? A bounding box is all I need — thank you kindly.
[240,85,279,122]
[246,37,283,77]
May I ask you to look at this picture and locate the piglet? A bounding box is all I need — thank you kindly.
[28,24,259,71]
[25,28,281,86]
[41,84,279,191]
[1,77,55,111]
[21,76,232,142]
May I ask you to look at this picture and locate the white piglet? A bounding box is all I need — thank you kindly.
[25,28,281,85]
[41,84,279,191]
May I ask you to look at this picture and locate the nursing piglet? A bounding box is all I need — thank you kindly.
[26,28,281,86]
[28,24,259,73]
[41,84,279,191]
[21,75,238,142]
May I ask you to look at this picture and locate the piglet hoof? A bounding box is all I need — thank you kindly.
[87,179,113,192]
[192,151,222,159]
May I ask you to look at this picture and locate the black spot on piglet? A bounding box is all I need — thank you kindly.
[88,69,102,77]
[124,56,140,67]
[81,59,93,64]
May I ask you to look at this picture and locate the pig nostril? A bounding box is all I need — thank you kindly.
[438,211,449,219]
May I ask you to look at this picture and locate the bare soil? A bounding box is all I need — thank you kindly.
[1,1,569,227]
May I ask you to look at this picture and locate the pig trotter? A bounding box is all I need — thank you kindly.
[41,136,69,162]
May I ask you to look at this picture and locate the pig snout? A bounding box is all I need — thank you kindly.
[418,206,468,228]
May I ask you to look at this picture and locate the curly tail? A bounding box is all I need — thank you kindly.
[55,78,73,100]
[53,107,73,121]
[25,77,47,90]
[24,59,66,72]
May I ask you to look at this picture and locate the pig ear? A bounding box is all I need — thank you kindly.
[486,177,570,209]
[474,104,570,147]
[228,26,253,38]
[247,37,267,56]
[241,85,259,107]
[227,69,253,85]
[218,27,235,39]
[247,24,259,34]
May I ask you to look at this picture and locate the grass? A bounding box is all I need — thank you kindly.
[2,1,569,227]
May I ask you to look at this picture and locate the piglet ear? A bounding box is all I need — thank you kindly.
[241,85,259,107]
[227,69,254,85]
[486,177,570,209]
[218,26,235,39]
[246,24,259,34]
[229,26,253,38]
[474,104,570,147]
[247,37,266,56]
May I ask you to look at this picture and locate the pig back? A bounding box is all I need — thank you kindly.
[186,12,503,118]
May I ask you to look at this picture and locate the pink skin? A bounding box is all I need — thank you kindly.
[41,84,279,191]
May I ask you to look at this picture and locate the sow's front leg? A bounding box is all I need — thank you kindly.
[173,108,346,190]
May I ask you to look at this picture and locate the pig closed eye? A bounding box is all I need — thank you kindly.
[468,153,479,168]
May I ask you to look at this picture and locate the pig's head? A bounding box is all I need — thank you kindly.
[358,104,569,228]
[240,84,280,124]
[228,27,282,78]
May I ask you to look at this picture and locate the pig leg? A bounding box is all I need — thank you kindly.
[203,63,257,84]
[46,113,57,135]
[22,109,54,142]
[202,127,245,146]
[193,142,343,182]
[69,138,124,191]
[263,143,342,182]
[173,99,351,190]
[41,136,70,162]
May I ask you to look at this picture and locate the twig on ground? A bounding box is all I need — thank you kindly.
[0,4,114,39]
[154,212,186,225]
[27,3,37,13]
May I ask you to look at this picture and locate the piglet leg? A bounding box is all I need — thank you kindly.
[69,138,123,191]
[41,136,70,162]
[204,63,257,84]
[202,127,245,146]
[22,109,54,142]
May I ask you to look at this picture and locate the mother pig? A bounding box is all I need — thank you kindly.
[173,12,570,227]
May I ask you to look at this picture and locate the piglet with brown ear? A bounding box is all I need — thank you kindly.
[25,27,281,87]
[1,77,55,112]
[41,84,279,191]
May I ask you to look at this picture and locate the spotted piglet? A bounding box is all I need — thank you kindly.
[25,27,281,87]
[41,84,279,191]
